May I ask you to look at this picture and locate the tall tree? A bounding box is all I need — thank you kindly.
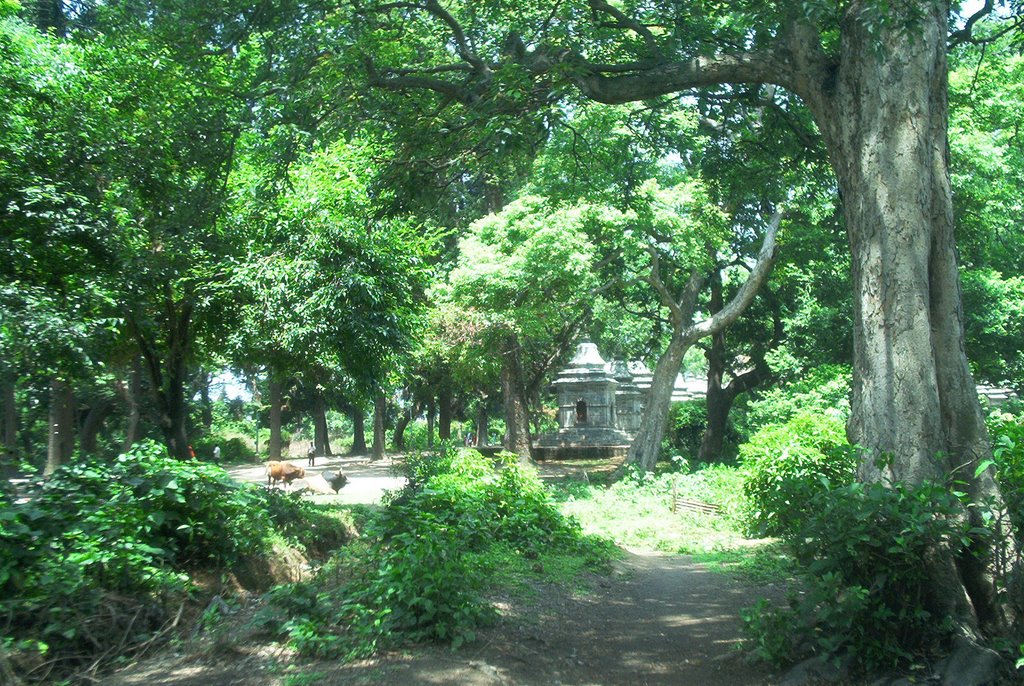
[350,0,1015,642]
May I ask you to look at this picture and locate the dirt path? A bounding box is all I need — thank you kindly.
[102,549,778,686]
[378,549,780,686]
[100,456,780,685]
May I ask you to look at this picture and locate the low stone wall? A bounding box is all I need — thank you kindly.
[532,444,630,461]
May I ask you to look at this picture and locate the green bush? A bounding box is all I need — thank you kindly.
[739,410,856,536]
[0,440,344,682]
[261,447,612,659]
[744,482,964,671]
[664,400,712,461]
[987,408,1024,536]
[738,364,851,439]
[192,435,256,463]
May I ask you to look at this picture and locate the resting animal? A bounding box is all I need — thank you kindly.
[321,469,348,493]
[266,461,305,488]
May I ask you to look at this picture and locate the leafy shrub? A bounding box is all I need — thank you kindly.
[192,435,256,463]
[0,440,343,682]
[987,408,1024,536]
[738,364,851,439]
[261,447,612,659]
[395,441,470,489]
[739,410,856,536]
[663,399,711,461]
[744,482,964,671]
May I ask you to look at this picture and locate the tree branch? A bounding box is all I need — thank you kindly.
[587,0,659,57]
[422,0,492,78]
[686,209,782,341]
[949,0,995,47]
[572,51,796,105]
[643,245,683,326]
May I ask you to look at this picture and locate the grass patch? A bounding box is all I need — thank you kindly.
[550,462,794,585]
[553,463,752,555]
[691,542,796,584]
[471,538,620,601]
[256,448,618,661]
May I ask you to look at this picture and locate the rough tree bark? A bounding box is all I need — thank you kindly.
[626,214,781,472]
[372,390,386,461]
[268,377,283,460]
[349,405,367,455]
[44,378,75,476]
[803,3,1006,635]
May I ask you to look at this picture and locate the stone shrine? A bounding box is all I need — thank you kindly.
[534,340,636,460]
[612,359,644,434]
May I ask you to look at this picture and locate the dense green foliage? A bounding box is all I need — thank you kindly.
[258,447,613,659]
[0,441,349,681]
[739,410,856,536]
[664,399,716,460]
[2,0,1024,679]
[989,407,1024,533]
[744,482,966,672]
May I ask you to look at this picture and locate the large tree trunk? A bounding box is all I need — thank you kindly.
[438,386,453,442]
[697,366,766,464]
[625,216,780,474]
[120,357,142,451]
[499,331,533,464]
[80,397,115,454]
[2,379,16,463]
[132,298,193,460]
[268,377,283,460]
[628,335,690,472]
[313,392,332,456]
[349,405,367,455]
[475,398,490,447]
[697,275,772,463]
[372,391,386,461]
[44,378,75,476]
[806,1,1005,635]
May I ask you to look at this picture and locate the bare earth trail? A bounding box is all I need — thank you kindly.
[102,456,780,686]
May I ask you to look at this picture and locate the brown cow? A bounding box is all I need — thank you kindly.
[265,461,305,489]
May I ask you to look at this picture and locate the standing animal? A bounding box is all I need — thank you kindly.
[266,461,305,488]
[321,469,348,493]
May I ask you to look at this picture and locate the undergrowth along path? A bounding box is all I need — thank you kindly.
[101,456,779,685]
[100,548,779,686]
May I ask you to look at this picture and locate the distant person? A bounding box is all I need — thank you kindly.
[213,445,221,462]
[464,432,473,447]
[188,444,196,459]
[307,442,316,467]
